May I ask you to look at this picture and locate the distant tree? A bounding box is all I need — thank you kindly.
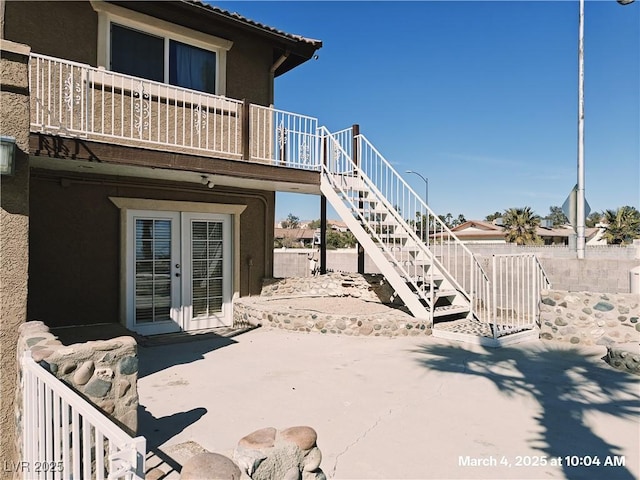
[307,219,321,229]
[502,207,541,245]
[325,230,356,249]
[411,212,429,240]
[438,213,466,229]
[342,231,357,248]
[453,214,467,227]
[586,211,603,228]
[485,211,503,222]
[438,213,453,228]
[281,213,300,229]
[602,206,640,245]
[545,206,569,227]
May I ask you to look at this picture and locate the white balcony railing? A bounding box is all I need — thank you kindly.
[249,103,319,169]
[29,54,320,169]
[21,351,146,480]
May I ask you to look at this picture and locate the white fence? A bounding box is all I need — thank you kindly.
[21,352,145,480]
[491,254,551,337]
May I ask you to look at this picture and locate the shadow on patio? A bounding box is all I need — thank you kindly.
[138,334,238,378]
[413,342,640,480]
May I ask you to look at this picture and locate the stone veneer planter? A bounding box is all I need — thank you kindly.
[234,273,431,337]
[15,321,139,459]
[539,290,640,346]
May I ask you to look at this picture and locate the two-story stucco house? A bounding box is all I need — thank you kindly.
[0,0,511,384]
[2,0,323,336]
[1,0,325,459]
[2,0,546,464]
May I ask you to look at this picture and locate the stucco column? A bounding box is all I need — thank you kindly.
[0,39,30,467]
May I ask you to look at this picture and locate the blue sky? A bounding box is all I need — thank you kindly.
[217,0,639,222]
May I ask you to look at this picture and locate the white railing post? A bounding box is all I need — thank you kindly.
[492,255,498,338]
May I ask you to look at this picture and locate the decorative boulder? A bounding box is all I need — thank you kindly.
[233,426,325,480]
[180,452,242,480]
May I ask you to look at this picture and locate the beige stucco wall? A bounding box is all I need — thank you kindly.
[0,39,30,470]
[4,0,273,105]
[28,172,274,328]
[4,1,97,66]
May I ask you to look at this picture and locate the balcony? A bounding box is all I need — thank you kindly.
[29,54,320,172]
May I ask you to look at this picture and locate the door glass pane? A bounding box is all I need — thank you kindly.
[135,218,172,324]
[191,220,224,317]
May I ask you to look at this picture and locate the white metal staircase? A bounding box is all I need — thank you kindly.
[318,127,493,327]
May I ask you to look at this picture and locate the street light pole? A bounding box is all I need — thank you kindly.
[406,170,429,206]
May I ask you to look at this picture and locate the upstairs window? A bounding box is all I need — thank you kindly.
[94,2,232,96]
[111,24,164,83]
[110,24,218,95]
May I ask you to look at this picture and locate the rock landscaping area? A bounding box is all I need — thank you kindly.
[539,290,639,346]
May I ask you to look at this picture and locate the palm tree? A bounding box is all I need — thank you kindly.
[602,206,640,245]
[502,207,541,245]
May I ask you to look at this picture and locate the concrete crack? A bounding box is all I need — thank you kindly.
[330,408,393,478]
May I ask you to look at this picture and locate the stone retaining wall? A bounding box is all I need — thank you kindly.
[15,321,139,463]
[260,272,397,303]
[539,290,640,346]
[234,297,430,337]
[234,273,430,337]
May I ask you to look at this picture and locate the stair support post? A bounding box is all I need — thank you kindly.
[320,135,328,274]
[353,124,365,274]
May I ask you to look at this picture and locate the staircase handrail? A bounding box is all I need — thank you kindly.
[357,133,476,258]
[319,127,427,288]
[325,127,492,321]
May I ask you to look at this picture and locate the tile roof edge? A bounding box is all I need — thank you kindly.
[183,0,323,46]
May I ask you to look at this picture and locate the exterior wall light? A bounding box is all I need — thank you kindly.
[0,136,16,176]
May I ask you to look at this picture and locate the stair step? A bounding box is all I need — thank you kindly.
[433,305,470,318]
[356,204,386,214]
[435,289,458,298]
[334,176,368,192]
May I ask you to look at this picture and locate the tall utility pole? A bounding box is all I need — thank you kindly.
[577,0,636,259]
[577,0,586,259]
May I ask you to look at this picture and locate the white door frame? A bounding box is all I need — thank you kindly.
[111,197,247,335]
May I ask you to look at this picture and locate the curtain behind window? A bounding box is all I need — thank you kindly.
[170,40,216,94]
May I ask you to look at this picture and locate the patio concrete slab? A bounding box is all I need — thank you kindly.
[137,328,639,479]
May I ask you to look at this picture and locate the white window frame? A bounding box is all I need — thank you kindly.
[92,1,232,95]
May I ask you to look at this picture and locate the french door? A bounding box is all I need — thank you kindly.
[126,210,232,335]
